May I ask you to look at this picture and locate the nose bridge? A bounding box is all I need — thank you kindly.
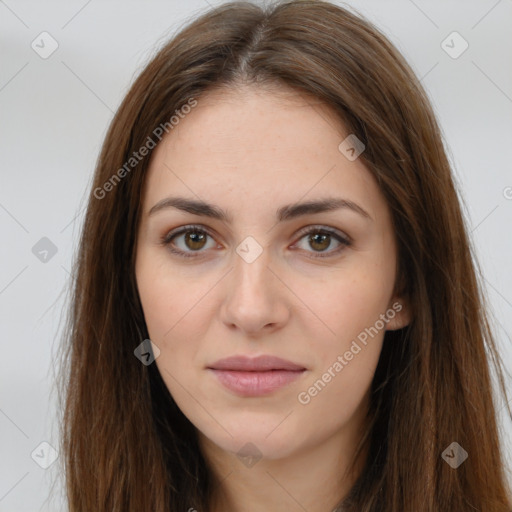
[220,236,287,333]
[232,236,273,300]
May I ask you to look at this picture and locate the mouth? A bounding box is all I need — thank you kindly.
[207,355,307,397]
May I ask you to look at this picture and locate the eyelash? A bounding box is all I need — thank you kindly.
[160,224,351,260]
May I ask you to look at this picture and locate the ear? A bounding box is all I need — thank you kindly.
[385,265,412,331]
[384,294,411,331]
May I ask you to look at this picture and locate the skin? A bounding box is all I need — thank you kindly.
[135,84,410,512]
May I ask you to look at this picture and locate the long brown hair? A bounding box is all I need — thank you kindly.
[56,1,512,510]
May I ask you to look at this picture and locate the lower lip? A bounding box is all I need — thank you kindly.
[209,369,305,397]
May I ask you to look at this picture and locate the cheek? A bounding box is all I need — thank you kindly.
[298,265,395,345]
[136,249,210,339]
[295,343,380,448]
[137,272,204,407]
[295,279,387,433]
[293,262,393,403]
[135,252,214,390]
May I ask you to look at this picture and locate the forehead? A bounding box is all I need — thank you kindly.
[167,84,347,154]
[141,85,383,222]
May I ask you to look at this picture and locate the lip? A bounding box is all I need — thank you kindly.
[208,355,306,372]
[207,355,307,397]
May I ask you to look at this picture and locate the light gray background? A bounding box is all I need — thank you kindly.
[1,0,511,510]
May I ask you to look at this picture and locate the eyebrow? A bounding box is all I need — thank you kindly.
[148,196,372,223]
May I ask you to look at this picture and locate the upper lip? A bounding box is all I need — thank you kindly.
[208,355,306,372]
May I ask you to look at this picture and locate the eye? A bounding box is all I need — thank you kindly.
[291,225,351,258]
[160,224,217,258]
[160,224,351,259]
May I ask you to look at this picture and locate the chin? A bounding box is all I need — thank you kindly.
[200,422,302,462]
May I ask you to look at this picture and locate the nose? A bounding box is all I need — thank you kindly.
[219,244,290,337]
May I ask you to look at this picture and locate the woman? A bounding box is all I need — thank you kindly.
[56,1,512,510]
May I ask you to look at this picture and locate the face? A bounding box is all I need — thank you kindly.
[135,85,409,462]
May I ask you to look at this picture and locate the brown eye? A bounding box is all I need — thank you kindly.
[162,224,351,260]
[162,226,216,258]
[308,232,331,252]
[183,231,208,250]
[293,226,351,258]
